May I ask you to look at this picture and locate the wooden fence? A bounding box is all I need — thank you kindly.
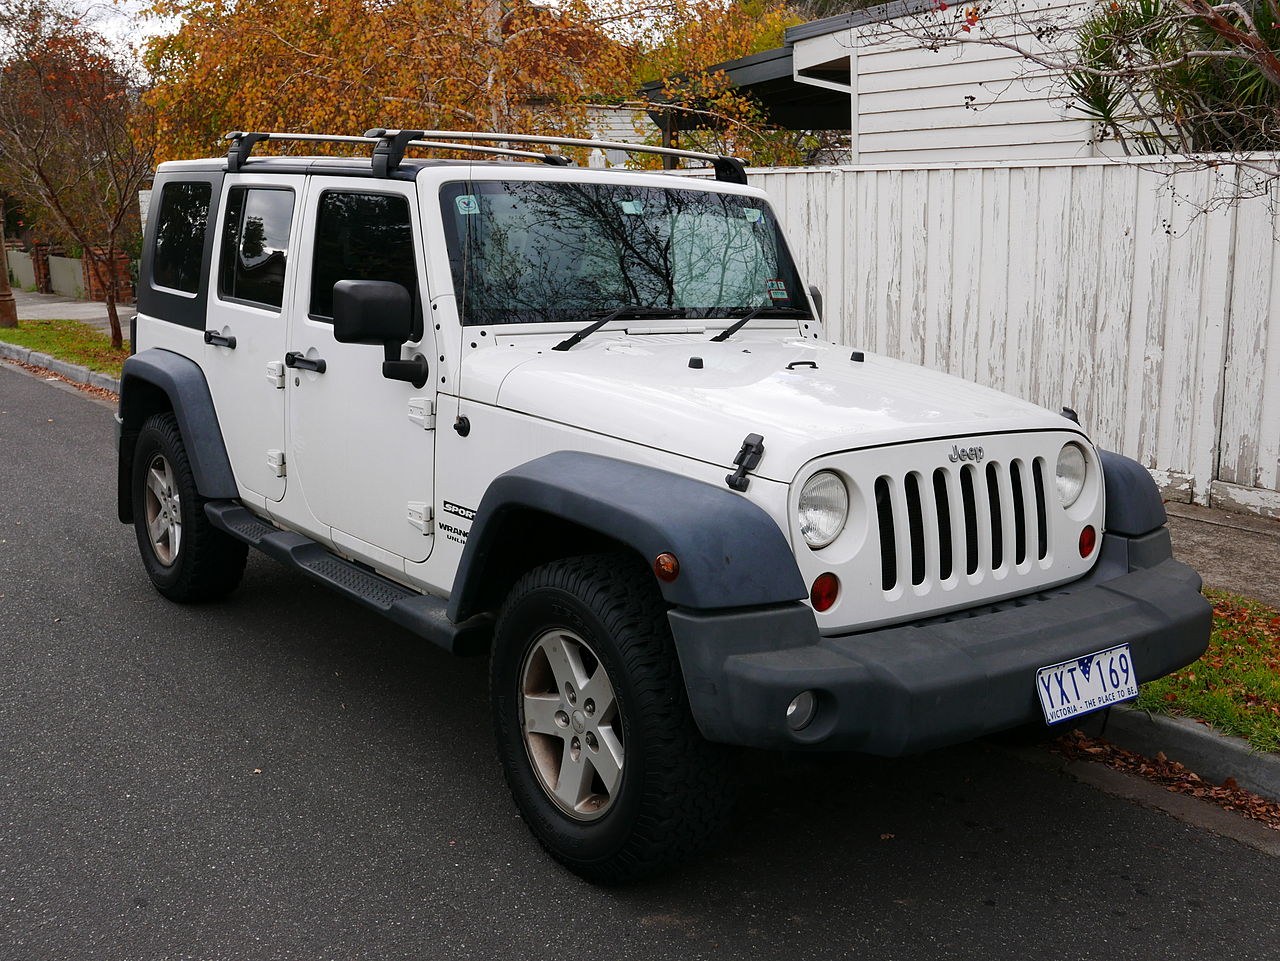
[750,157,1280,518]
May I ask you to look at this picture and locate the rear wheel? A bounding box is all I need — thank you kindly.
[131,412,247,602]
[490,553,733,883]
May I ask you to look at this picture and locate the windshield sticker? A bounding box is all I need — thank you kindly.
[742,207,764,223]
[765,279,789,301]
[455,195,480,215]
[616,199,643,215]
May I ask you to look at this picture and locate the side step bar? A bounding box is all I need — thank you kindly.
[205,501,492,655]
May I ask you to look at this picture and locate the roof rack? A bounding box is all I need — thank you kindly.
[223,129,748,184]
[225,131,569,174]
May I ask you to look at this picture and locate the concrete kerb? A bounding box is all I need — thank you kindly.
[1079,705,1280,804]
[0,340,121,393]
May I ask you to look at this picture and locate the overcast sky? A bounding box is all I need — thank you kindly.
[77,0,174,54]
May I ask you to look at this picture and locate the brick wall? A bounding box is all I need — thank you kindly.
[81,247,134,303]
[29,243,51,293]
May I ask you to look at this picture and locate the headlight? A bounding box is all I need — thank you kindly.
[1055,443,1088,507]
[798,471,848,549]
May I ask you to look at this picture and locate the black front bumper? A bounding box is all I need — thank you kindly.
[668,529,1211,756]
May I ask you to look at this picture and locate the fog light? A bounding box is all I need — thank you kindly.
[786,691,818,731]
[1079,525,1097,558]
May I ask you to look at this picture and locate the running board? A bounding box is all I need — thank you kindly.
[205,501,492,655]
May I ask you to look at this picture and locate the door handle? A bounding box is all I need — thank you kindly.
[284,351,327,374]
[204,330,237,349]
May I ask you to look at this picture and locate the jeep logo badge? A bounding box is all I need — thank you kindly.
[948,443,985,463]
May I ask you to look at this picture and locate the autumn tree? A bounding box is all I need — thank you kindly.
[141,0,824,168]
[142,0,640,161]
[0,0,155,347]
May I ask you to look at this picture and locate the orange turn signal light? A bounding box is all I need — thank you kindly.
[654,553,680,582]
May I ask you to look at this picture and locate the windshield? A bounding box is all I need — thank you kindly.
[439,180,810,327]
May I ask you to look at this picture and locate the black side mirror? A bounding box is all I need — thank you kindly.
[807,284,824,322]
[333,280,412,345]
[331,280,428,388]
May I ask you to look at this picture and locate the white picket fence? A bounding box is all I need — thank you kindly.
[750,156,1280,518]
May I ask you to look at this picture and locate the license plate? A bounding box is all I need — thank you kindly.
[1036,644,1138,725]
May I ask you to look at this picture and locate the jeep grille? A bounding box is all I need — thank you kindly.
[873,458,1050,592]
[789,431,1104,633]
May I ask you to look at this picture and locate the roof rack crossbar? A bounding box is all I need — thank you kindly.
[366,128,748,184]
[223,131,571,173]
[224,130,746,183]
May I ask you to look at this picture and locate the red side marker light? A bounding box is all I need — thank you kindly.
[654,553,680,582]
[1079,525,1097,558]
[810,572,840,612]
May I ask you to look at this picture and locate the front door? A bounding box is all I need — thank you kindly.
[286,179,436,564]
[203,176,301,503]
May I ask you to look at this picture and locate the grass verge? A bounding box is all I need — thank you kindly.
[0,318,130,377]
[1136,589,1280,752]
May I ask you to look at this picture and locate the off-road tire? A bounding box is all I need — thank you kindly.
[131,412,247,602]
[490,553,734,883]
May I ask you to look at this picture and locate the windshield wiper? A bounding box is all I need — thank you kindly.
[553,305,685,351]
[709,305,811,343]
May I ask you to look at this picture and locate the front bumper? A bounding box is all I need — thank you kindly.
[668,528,1211,755]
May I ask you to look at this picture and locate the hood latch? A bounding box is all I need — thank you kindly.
[726,433,765,492]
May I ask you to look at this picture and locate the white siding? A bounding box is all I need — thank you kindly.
[793,0,1097,162]
[748,157,1280,517]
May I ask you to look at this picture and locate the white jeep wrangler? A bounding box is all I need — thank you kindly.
[117,130,1210,882]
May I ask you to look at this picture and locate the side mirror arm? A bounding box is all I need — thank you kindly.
[382,343,429,388]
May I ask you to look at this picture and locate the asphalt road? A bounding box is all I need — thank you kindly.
[2,361,1278,961]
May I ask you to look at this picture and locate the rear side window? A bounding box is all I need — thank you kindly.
[152,182,212,294]
[219,187,294,310]
[309,192,417,319]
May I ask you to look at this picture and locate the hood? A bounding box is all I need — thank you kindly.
[472,332,1074,483]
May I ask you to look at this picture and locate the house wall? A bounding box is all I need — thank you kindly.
[749,157,1280,517]
[585,106,658,167]
[792,0,1098,163]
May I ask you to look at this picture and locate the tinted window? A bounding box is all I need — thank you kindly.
[439,181,809,326]
[309,192,417,319]
[152,182,211,294]
[219,187,294,309]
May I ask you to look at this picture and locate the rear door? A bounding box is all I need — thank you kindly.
[285,178,437,565]
[203,176,301,503]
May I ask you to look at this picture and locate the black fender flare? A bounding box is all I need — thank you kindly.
[1098,449,1167,537]
[116,349,238,522]
[447,452,808,620]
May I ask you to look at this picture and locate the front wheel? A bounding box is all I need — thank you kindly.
[490,553,733,883]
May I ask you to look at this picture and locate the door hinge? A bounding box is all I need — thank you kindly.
[267,449,286,477]
[407,397,435,430]
[265,361,286,389]
[407,502,433,534]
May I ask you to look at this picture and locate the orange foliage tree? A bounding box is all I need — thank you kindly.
[143,0,812,166]
[144,0,648,161]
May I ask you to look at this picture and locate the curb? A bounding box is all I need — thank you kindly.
[1078,705,1280,803]
[0,340,121,393]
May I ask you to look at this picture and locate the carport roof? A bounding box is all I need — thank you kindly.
[640,46,849,131]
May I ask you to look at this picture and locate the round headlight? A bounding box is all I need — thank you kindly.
[798,471,849,549]
[1055,443,1088,508]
